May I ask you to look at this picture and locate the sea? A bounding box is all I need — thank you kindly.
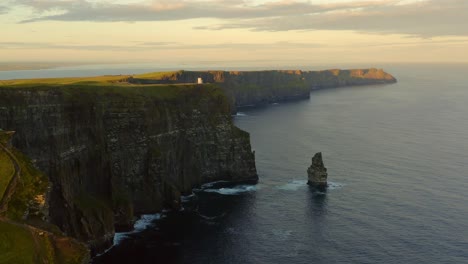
[2,63,468,264]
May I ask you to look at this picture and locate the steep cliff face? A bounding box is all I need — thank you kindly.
[130,68,397,109]
[0,84,257,253]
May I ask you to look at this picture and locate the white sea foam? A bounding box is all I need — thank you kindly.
[200,180,230,189]
[112,233,129,247]
[134,214,161,231]
[327,181,345,190]
[202,185,257,195]
[181,193,196,202]
[112,213,162,246]
[235,112,248,116]
[277,180,308,191]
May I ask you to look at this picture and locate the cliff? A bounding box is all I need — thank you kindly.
[129,68,397,110]
[0,68,395,259]
[0,82,257,256]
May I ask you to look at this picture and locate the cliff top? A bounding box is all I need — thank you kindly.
[0,68,396,86]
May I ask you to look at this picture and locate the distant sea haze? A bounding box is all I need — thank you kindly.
[93,63,468,263]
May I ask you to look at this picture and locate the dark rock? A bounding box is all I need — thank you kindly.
[307,152,328,187]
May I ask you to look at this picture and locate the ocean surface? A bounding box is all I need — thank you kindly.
[4,63,468,263]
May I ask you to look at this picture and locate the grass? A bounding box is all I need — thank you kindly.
[0,75,131,86]
[0,71,182,85]
[0,132,15,202]
[133,70,182,79]
[0,220,89,264]
[0,220,37,264]
[4,148,48,221]
[0,150,14,200]
[0,137,89,263]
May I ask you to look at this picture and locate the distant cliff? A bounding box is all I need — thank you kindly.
[128,68,397,110]
[0,83,257,256]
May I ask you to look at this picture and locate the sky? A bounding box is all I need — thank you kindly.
[1,0,468,65]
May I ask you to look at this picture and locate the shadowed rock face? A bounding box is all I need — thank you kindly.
[307,152,328,187]
[0,85,257,253]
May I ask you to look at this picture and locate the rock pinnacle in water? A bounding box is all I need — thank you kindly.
[307,152,328,187]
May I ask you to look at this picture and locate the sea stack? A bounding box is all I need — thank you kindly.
[307,152,328,188]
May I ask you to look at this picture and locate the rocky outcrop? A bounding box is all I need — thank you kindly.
[0,84,257,254]
[307,152,328,188]
[129,69,397,111]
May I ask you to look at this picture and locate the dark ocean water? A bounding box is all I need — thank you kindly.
[4,63,468,263]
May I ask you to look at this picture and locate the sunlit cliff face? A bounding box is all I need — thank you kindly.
[0,0,467,64]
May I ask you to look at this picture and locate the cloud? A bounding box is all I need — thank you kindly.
[0,41,323,51]
[15,0,364,23]
[211,0,468,37]
[0,5,9,15]
[9,0,468,37]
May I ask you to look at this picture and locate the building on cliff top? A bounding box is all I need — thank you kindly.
[197,77,203,84]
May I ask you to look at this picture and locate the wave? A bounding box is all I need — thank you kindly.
[202,185,257,195]
[200,180,231,189]
[134,214,162,231]
[234,112,248,117]
[113,213,162,246]
[327,181,345,190]
[277,180,308,191]
[181,193,196,203]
